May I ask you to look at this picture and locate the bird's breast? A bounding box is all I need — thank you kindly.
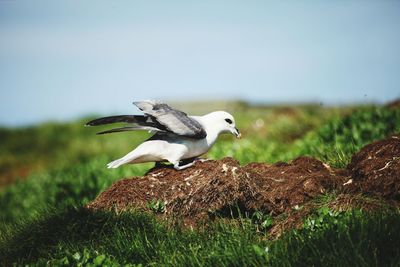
[182,138,211,158]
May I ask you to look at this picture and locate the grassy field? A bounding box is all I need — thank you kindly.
[1,102,400,266]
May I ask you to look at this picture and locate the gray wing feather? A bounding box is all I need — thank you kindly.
[86,115,151,126]
[96,125,160,135]
[133,101,207,139]
[85,101,206,139]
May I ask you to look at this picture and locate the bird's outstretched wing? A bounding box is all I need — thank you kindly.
[133,101,207,139]
[85,100,207,139]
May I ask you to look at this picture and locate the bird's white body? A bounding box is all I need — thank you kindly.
[107,112,238,170]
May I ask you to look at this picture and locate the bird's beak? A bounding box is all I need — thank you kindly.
[234,127,241,139]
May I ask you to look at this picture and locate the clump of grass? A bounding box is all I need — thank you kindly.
[290,106,400,167]
[0,207,269,266]
[210,104,343,164]
[267,211,400,267]
[0,157,150,230]
[1,207,400,266]
[147,199,166,213]
[251,210,274,232]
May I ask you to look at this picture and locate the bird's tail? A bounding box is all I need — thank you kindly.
[107,158,127,169]
[107,150,141,169]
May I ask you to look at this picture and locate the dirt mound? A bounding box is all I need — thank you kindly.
[347,135,400,199]
[87,135,400,231]
[88,158,246,220]
[242,157,347,213]
[87,157,348,223]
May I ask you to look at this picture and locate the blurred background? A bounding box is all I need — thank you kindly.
[0,1,399,125]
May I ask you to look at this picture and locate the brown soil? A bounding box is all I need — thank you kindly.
[347,135,400,199]
[86,135,400,235]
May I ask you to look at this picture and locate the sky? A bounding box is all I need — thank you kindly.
[0,1,399,126]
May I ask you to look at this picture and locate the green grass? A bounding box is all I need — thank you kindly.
[0,103,399,266]
[1,207,399,266]
[290,106,400,167]
[0,158,151,228]
[268,211,400,267]
[0,207,270,266]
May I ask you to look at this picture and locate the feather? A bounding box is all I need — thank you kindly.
[96,125,162,135]
[86,115,149,126]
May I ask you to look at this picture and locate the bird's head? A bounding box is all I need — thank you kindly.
[203,111,241,138]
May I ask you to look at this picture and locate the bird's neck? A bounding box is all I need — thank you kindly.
[193,114,223,146]
[204,127,221,146]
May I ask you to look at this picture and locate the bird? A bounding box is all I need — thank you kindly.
[86,100,241,170]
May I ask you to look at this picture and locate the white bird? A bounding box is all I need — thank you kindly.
[86,100,241,170]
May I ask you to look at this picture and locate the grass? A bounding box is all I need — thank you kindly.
[0,103,399,266]
[268,211,400,267]
[290,106,400,167]
[1,207,400,266]
[1,207,269,266]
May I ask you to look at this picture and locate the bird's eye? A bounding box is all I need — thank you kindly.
[225,118,232,124]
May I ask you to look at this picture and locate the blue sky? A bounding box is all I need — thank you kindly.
[0,1,399,125]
